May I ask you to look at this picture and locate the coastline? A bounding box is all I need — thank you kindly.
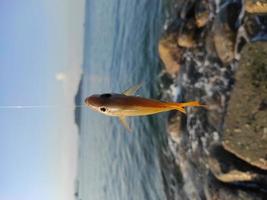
[159,1,267,199]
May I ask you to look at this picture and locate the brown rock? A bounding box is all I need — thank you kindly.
[243,15,261,39]
[213,3,242,63]
[208,144,267,189]
[177,19,196,48]
[158,34,182,76]
[209,157,257,183]
[196,12,209,28]
[177,34,196,48]
[223,42,267,170]
[167,111,182,143]
[213,23,235,63]
[213,20,235,63]
[205,176,265,200]
[195,0,210,28]
[205,31,218,57]
[245,0,267,14]
[243,14,267,41]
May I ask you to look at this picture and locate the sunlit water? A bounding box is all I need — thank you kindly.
[76,0,172,200]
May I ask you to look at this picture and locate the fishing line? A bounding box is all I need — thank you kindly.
[0,105,86,109]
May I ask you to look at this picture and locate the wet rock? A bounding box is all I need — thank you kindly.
[244,16,262,37]
[214,23,235,63]
[195,0,210,28]
[179,0,197,20]
[177,1,204,48]
[167,111,183,143]
[159,1,267,199]
[205,175,267,200]
[158,33,183,76]
[209,145,267,185]
[243,14,267,41]
[212,169,257,183]
[206,96,225,132]
[213,12,236,63]
[213,2,242,63]
[245,0,267,14]
[223,42,267,170]
[177,19,197,48]
[206,145,267,199]
[205,31,218,57]
[177,34,196,48]
[159,147,188,200]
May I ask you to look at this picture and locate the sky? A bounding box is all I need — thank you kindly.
[0,0,85,200]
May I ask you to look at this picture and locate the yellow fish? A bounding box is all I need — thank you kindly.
[85,84,205,131]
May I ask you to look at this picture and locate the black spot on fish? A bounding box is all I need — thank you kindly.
[100,93,112,98]
[100,107,106,112]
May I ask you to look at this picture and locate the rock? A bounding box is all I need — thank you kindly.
[213,23,235,64]
[245,0,267,14]
[212,8,236,63]
[177,19,197,48]
[212,169,257,183]
[244,16,261,38]
[243,14,267,41]
[208,145,267,185]
[204,175,266,200]
[177,34,196,48]
[213,2,242,63]
[158,33,183,76]
[207,144,267,200]
[223,42,267,170]
[167,111,183,143]
[195,0,210,28]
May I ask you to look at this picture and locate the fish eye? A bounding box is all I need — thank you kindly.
[100,93,112,98]
[100,107,106,112]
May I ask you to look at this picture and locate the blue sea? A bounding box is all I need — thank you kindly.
[76,0,174,200]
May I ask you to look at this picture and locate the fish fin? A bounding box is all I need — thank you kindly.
[122,83,142,96]
[179,101,208,109]
[118,116,132,132]
[168,101,207,114]
[174,106,187,114]
[165,102,187,114]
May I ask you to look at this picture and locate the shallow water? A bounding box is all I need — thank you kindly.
[76,0,172,200]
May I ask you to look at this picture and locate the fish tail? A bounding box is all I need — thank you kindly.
[167,101,207,114]
[174,106,187,114]
[166,103,187,114]
[179,101,205,108]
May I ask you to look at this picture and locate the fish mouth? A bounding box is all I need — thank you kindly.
[84,97,90,106]
[84,95,101,108]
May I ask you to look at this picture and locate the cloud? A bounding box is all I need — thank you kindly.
[56,72,67,81]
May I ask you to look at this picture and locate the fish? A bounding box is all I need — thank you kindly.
[84,84,206,131]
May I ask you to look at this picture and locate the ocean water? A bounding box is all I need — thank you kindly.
[76,0,171,200]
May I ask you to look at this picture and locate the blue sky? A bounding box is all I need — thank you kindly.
[0,0,85,199]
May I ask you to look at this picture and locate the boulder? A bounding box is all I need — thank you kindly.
[158,34,183,76]
[213,2,242,63]
[195,0,210,28]
[213,23,235,64]
[177,19,197,48]
[223,42,267,170]
[209,145,267,184]
[245,0,267,14]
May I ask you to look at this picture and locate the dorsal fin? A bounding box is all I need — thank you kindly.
[122,83,142,96]
[118,116,132,132]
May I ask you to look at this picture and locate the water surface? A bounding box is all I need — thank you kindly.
[76,1,170,200]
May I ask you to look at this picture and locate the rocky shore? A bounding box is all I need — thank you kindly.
[158,0,267,199]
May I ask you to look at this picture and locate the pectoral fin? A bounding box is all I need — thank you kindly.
[122,83,142,96]
[118,116,132,132]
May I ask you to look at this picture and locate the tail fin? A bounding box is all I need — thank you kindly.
[179,101,206,108]
[168,101,207,114]
[174,106,187,114]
